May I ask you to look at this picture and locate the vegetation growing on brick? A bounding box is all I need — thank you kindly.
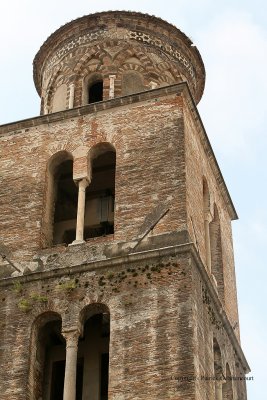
[56,279,77,291]
[17,299,32,313]
[12,281,23,294]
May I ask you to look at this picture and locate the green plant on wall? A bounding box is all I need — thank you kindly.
[17,298,32,313]
[30,293,48,303]
[56,279,77,292]
[12,280,23,294]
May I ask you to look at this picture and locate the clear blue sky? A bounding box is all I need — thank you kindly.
[0,1,266,398]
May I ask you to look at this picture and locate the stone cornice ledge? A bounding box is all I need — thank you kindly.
[0,241,249,373]
[0,84,186,133]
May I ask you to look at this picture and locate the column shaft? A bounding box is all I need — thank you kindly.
[215,381,223,400]
[68,84,75,109]
[74,178,89,243]
[109,75,116,99]
[63,330,80,400]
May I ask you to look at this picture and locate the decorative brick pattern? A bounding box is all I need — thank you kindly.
[33,11,205,114]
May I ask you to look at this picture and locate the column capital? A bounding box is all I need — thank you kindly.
[74,177,90,190]
[62,328,80,348]
[78,177,89,189]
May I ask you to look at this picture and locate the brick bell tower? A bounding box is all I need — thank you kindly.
[0,11,249,400]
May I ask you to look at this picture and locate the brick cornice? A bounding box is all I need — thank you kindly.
[0,84,185,133]
[0,240,249,373]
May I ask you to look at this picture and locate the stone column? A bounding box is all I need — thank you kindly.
[215,381,223,400]
[72,178,89,244]
[68,83,75,109]
[109,75,116,99]
[149,81,157,89]
[204,212,212,273]
[62,329,80,400]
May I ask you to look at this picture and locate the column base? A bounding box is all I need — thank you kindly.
[69,239,85,246]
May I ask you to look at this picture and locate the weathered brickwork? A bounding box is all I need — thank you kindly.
[0,11,249,400]
[191,252,248,400]
[0,90,186,265]
[183,100,240,332]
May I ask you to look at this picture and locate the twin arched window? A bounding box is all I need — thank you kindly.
[43,144,116,247]
[30,306,110,400]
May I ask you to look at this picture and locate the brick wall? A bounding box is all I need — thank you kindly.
[0,84,249,399]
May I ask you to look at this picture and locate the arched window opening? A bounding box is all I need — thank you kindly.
[51,83,67,112]
[53,159,78,245]
[43,151,76,248]
[88,80,103,103]
[29,313,65,400]
[42,320,66,400]
[121,71,145,96]
[222,364,233,400]
[85,145,116,239]
[29,307,110,400]
[78,305,110,399]
[213,337,223,400]
[210,205,225,302]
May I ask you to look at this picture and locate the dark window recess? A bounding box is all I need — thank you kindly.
[99,194,114,222]
[84,223,114,239]
[84,150,116,240]
[53,159,78,245]
[50,360,65,400]
[62,228,76,244]
[54,160,77,223]
[88,81,103,103]
[101,315,110,338]
[100,353,109,400]
[76,358,84,400]
[78,313,110,400]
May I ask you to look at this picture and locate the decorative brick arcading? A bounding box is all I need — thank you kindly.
[33,11,205,113]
